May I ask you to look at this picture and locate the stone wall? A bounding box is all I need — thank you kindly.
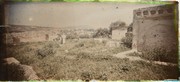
[4,30,59,44]
[132,4,178,52]
[112,28,126,40]
[3,27,96,44]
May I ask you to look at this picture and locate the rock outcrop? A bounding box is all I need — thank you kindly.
[2,57,39,80]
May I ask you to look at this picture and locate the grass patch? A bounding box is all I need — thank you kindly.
[7,39,179,80]
[128,48,178,64]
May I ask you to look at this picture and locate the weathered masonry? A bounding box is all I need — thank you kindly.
[132,4,178,52]
[4,30,59,44]
[112,28,126,40]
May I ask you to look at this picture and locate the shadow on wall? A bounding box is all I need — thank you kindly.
[132,4,178,64]
[132,4,178,52]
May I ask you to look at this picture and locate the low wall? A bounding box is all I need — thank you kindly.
[4,30,59,44]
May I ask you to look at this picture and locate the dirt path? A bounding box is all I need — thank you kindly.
[113,49,144,61]
[113,49,177,66]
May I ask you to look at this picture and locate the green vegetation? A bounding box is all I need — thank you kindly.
[7,39,178,80]
[93,28,110,38]
[121,36,132,48]
[109,20,127,34]
[128,48,178,64]
[121,23,133,48]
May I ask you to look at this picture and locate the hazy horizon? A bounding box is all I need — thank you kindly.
[6,2,159,29]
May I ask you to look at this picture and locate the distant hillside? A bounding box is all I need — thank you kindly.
[60,25,96,30]
[5,25,59,33]
[5,25,95,33]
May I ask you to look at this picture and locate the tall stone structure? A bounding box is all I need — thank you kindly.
[132,4,178,52]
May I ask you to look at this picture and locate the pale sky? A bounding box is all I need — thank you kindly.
[6,2,159,29]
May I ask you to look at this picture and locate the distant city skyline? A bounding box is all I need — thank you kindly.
[6,2,159,29]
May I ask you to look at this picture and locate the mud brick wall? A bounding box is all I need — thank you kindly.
[132,4,178,52]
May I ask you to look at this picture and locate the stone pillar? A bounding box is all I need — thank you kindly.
[61,34,66,44]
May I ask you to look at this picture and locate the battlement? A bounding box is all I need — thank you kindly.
[133,4,175,19]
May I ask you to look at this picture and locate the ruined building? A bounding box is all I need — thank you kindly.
[132,4,178,52]
[112,27,126,40]
[110,21,127,40]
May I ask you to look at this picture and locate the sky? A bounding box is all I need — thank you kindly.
[6,2,159,29]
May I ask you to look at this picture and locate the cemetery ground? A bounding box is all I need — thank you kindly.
[7,39,178,80]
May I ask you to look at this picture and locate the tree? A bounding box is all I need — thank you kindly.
[109,20,126,34]
[127,23,133,32]
[93,28,110,38]
[122,23,133,48]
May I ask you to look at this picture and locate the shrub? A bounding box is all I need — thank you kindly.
[81,72,93,81]
[66,34,79,39]
[36,48,56,58]
[74,40,98,48]
[75,43,85,48]
[140,48,178,63]
[109,20,127,34]
[93,28,110,38]
[79,34,90,39]
[15,53,39,65]
[76,52,91,59]
[44,42,60,48]
[121,36,132,48]
[36,42,58,58]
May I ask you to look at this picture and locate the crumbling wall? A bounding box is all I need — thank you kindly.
[4,30,59,44]
[112,28,126,40]
[132,4,178,52]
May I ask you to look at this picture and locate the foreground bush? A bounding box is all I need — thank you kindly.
[146,48,177,63]
[7,40,179,80]
[36,42,59,58]
[132,48,178,63]
[93,28,110,38]
[121,36,132,48]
